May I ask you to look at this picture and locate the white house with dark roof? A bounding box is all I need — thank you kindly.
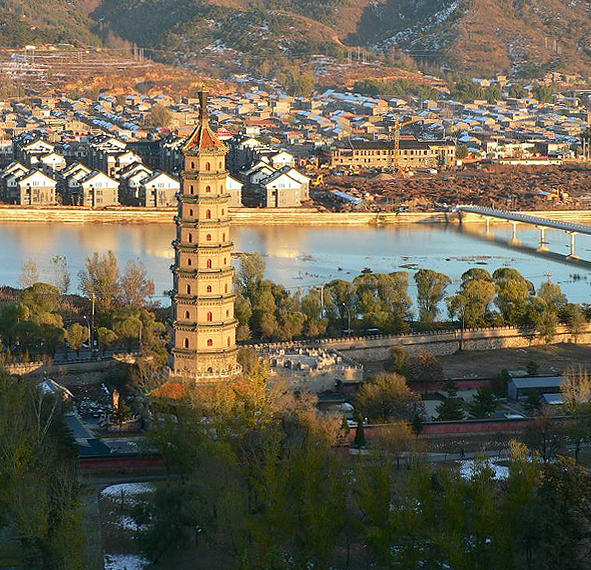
[137,171,179,207]
[0,161,28,201]
[13,168,57,205]
[257,168,308,208]
[119,162,153,203]
[226,174,243,207]
[37,151,67,173]
[77,170,119,207]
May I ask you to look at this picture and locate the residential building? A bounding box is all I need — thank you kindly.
[77,171,119,207]
[12,169,58,205]
[138,171,179,207]
[330,139,456,169]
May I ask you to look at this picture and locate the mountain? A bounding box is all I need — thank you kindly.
[89,0,591,76]
[0,0,99,45]
[2,0,591,77]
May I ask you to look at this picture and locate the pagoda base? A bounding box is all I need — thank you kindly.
[150,365,242,399]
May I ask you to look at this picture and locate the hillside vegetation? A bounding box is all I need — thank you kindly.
[0,0,99,45]
[1,0,591,77]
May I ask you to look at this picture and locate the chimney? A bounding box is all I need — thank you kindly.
[199,89,209,124]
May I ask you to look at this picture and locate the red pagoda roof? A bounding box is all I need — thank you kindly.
[183,89,226,154]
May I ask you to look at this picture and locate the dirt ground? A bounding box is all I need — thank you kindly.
[440,343,591,378]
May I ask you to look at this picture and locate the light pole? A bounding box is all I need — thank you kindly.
[82,315,91,356]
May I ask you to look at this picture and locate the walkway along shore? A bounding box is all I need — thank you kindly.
[0,205,590,225]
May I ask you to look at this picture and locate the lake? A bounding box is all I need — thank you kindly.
[0,221,590,304]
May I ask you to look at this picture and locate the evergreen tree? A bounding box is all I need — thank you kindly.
[468,386,499,419]
[436,378,465,421]
[354,415,366,448]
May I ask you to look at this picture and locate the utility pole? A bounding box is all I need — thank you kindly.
[91,293,95,349]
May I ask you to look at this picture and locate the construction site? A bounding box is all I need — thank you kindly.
[313,162,591,213]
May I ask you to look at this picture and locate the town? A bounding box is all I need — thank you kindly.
[0,62,590,214]
[1,12,591,570]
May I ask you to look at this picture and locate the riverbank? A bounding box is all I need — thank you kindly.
[0,205,591,225]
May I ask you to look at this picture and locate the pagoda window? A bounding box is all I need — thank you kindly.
[206,162,211,171]
[226,309,229,318]
[187,258,192,266]
[207,339,213,347]
[227,337,231,346]
[225,284,228,293]
[185,311,190,319]
[206,259,212,269]
[222,233,226,241]
[206,234,212,241]
[207,311,213,322]
[206,209,212,219]
[206,185,211,193]
[189,209,194,216]
[184,338,189,349]
[188,233,193,243]
[187,284,191,294]
[207,285,213,293]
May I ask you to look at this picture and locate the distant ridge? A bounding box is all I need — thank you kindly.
[1,0,590,77]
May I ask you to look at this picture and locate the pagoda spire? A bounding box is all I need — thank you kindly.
[199,89,209,124]
[183,88,225,154]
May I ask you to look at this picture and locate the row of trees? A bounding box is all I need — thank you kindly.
[235,255,587,343]
[138,361,591,570]
[450,80,554,103]
[1,251,166,362]
[0,370,85,569]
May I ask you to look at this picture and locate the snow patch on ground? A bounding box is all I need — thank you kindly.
[115,515,148,532]
[101,483,154,500]
[459,459,509,480]
[104,553,149,570]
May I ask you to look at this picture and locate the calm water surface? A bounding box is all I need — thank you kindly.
[0,222,590,304]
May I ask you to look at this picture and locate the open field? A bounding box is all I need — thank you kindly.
[440,343,591,379]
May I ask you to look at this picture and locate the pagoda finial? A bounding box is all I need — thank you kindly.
[199,89,209,124]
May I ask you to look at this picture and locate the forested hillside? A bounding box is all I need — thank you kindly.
[0,0,99,45]
[1,0,590,77]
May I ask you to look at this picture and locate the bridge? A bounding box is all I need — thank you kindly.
[455,205,591,260]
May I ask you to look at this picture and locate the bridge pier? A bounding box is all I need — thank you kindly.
[537,226,549,252]
[509,221,520,244]
[567,231,580,261]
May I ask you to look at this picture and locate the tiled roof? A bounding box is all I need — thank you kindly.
[183,122,227,153]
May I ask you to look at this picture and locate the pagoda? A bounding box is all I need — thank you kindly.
[168,90,241,384]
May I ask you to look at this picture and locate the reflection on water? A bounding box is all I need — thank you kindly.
[0,222,589,304]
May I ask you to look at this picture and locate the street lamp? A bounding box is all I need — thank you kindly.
[82,315,91,355]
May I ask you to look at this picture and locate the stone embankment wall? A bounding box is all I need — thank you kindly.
[0,205,590,225]
[8,355,130,385]
[251,324,591,363]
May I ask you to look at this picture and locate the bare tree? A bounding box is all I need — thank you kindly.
[524,407,564,462]
[49,255,71,295]
[119,260,155,308]
[19,258,39,289]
